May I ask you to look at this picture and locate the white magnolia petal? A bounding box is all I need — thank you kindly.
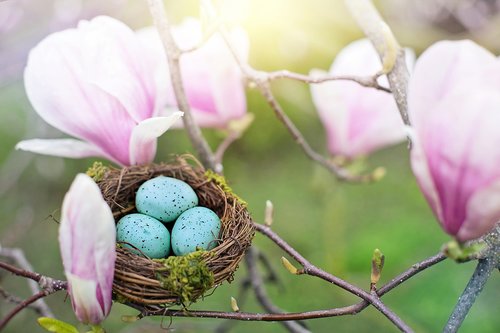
[15,138,116,162]
[408,128,443,225]
[408,40,495,127]
[129,112,184,165]
[460,180,500,241]
[59,174,116,323]
[78,16,157,123]
[66,273,105,325]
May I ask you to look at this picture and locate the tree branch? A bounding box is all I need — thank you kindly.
[344,0,411,126]
[253,223,412,332]
[0,291,46,331]
[246,247,310,333]
[0,247,58,318]
[147,0,218,172]
[265,70,391,93]
[444,247,499,332]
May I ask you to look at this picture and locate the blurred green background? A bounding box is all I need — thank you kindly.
[1,0,499,332]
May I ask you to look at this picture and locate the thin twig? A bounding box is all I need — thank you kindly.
[214,131,243,167]
[136,220,446,332]
[202,5,382,182]
[0,288,48,317]
[0,247,55,317]
[214,276,252,333]
[246,247,310,333]
[256,82,375,182]
[378,252,447,295]
[0,291,46,330]
[0,261,67,292]
[444,255,499,332]
[253,223,413,332]
[0,242,445,330]
[147,0,218,172]
[136,248,444,323]
[266,70,391,93]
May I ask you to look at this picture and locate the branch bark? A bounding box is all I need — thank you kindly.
[345,0,411,126]
[147,0,218,172]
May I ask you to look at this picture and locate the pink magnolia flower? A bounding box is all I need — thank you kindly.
[310,39,409,158]
[137,18,248,129]
[16,16,183,166]
[408,40,500,241]
[59,173,116,324]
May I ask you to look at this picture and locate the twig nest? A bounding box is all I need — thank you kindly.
[92,156,255,309]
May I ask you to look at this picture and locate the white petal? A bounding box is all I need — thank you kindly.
[66,273,105,325]
[129,112,183,165]
[59,174,116,322]
[15,138,117,162]
[460,180,500,241]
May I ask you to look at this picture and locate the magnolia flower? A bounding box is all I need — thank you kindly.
[408,40,500,241]
[310,39,409,158]
[59,173,116,324]
[16,16,183,166]
[137,18,248,129]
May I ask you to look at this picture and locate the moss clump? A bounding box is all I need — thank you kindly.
[86,162,108,182]
[205,170,247,206]
[154,251,214,305]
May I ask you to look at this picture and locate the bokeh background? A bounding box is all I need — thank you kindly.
[1,0,499,332]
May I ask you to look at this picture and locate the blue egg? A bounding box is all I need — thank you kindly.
[116,213,170,258]
[135,176,198,223]
[171,207,221,256]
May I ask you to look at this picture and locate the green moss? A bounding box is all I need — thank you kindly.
[204,170,247,206]
[113,293,130,304]
[86,162,108,182]
[154,251,214,305]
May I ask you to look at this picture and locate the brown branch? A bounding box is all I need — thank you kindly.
[0,288,49,317]
[137,221,449,332]
[0,259,67,330]
[0,247,58,318]
[265,70,391,93]
[0,291,46,331]
[256,82,376,182]
[378,253,447,295]
[253,223,412,332]
[138,247,444,331]
[0,261,67,292]
[147,0,218,172]
[246,247,310,333]
[0,239,445,331]
[200,4,383,183]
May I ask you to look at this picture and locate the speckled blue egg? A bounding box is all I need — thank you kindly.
[116,213,170,258]
[135,176,198,223]
[171,207,221,256]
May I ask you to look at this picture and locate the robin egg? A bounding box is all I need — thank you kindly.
[135,176,198,223]
[171,207,221,256]
[116,213,170,258]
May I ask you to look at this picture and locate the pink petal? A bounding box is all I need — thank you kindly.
[408,40,495,128]
[76,16,158,123]
[410,74,500,239]
[15,138,119,164]
[24,16,158,166]
[129,113,183,165]
[460,180,500,241]
[310,39,406,158]
[66,273,105,325]
[136,19,248,129]
[59,174,116,323]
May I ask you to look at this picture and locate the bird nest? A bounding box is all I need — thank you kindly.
[91,156,255,309]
